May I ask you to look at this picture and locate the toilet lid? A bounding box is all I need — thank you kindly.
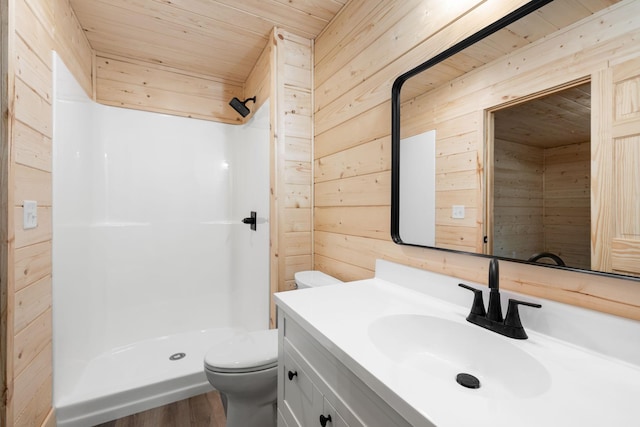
[204,329,278,373]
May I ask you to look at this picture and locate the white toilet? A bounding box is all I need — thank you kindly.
[204,270,342,427]
[293,270,343,289]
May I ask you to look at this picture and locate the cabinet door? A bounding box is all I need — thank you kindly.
[282,348,323,427]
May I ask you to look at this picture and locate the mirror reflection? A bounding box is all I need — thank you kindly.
[392,0,640,279]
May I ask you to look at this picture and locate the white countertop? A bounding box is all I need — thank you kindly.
[275,260,640,427]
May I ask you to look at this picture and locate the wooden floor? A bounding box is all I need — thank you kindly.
[94,391,226,427]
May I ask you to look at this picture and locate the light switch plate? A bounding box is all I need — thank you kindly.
[23,200,38,229]
[452,205,465,219]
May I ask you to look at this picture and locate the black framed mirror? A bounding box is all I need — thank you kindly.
[391,0,640,281]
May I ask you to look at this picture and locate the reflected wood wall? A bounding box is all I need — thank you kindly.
[544,141,591,270]
[492,139,591,270]
[493,139,544,260]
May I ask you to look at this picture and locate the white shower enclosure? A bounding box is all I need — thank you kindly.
[52,53,270,424]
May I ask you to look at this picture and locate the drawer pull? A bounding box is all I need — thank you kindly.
[287,370,298,381]
[319,414,332,426]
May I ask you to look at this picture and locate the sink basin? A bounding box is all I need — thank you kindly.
[368,314,551,399]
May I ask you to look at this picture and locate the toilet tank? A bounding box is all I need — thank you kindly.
[294,271,343,289]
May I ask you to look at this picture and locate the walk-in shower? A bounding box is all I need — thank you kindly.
[52,54,270,426]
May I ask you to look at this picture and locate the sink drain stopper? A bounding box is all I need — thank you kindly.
[456,373,480,389]
[169,352,186,361]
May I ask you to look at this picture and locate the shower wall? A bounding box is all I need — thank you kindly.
[52,54,269,400]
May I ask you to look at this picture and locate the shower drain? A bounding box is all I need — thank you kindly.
[169,352,186,361]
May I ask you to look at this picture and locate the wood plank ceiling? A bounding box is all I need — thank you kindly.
[69,0,347,83]
[69,0,621,106]
[494,83,591,149]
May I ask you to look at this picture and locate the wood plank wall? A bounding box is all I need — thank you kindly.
[95,53,245,124]
[2,0,92,425]
[313,0,640,320]
[1,0,11,423]
[268,29,313,326]
[244,36,272,117]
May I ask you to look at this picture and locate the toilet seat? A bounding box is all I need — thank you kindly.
[205,329,278,373]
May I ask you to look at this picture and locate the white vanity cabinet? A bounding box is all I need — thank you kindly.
[277,310,412,427]
[274,261,640,427]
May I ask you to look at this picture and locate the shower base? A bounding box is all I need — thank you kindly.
[55,327,241,427]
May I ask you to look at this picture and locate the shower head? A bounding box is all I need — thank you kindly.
[229,96,256,118]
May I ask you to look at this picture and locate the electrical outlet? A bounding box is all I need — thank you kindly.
[23,200,38,229]
[452,205,465,219]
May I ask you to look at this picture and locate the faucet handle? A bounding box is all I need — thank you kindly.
[458,284,486,317]
[504,299,542,339]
